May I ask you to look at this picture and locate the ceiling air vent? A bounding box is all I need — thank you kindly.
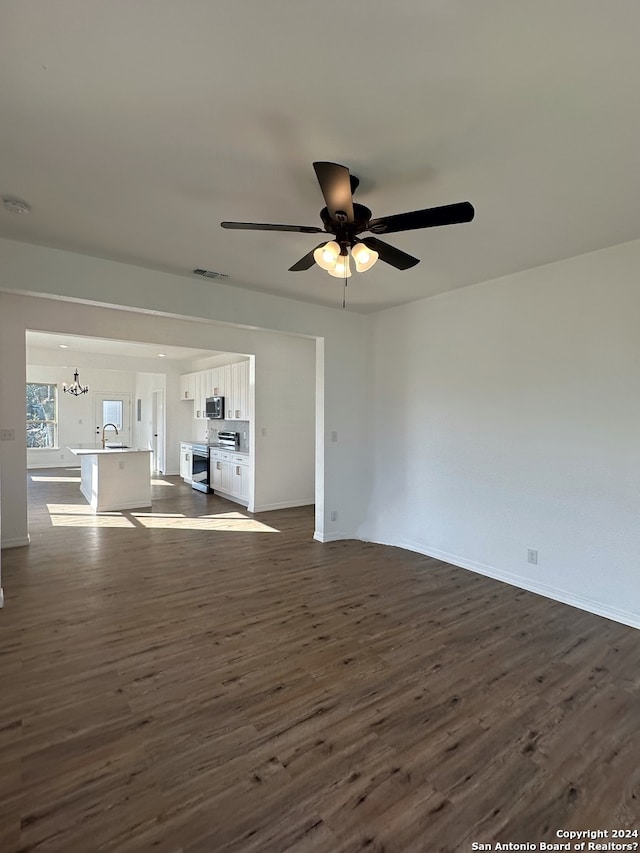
[193,268,229,280]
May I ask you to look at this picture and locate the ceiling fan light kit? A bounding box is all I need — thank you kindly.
[221,161,474,283]
[351,241,378,273]
[328,253,352,279]
[313,240,341,271]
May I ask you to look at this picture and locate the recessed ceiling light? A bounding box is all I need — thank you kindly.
[3,196,31,215]
[59,344,69,349]
[157,353,167,358]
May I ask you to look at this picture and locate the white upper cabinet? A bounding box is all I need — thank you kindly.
[194,372,203,418]
[210,367,222,397]
[179,372,196,401]
[226,361,249,420]
[196,369,213,420]
[180,360,250,420]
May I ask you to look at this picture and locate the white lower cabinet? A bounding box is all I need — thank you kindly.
[180,443,192,482]
[211,456,231,492]
[231,462,249,502]
[210,450,250,505]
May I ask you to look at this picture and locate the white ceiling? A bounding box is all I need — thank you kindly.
[2,1,640,313]
[25,331,217,362]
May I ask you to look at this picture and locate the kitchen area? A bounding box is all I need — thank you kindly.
[178,358,253,508]
[23,325,315,523]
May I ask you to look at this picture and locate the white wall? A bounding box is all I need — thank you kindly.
[360,238,640,629]
[0,240,372,548]
[132,372,165,468]
[26,360,137,468]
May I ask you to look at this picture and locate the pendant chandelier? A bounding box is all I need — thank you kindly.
[63,368,89,396]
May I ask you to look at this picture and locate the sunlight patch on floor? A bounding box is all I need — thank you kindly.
[151,478,174,486]
[32,475,81,483]
[128,512,186,519]
[49,514,136,528]
[131,514,280,532]
[204,511,256,519]
[45,504,280,533]
[47,503,120,515]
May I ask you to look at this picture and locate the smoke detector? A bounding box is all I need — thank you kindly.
[3,197,31,215]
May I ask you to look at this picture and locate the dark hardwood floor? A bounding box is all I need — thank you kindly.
[0,468,639,852]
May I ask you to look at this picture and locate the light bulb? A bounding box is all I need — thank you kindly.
[313,241,340,271]
[328,254,352,278]
[352,242,379,273]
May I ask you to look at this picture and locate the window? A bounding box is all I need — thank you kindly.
[102,400,123,429]
[26,383,58,448]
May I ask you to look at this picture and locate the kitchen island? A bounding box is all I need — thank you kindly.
[68,446,153,512]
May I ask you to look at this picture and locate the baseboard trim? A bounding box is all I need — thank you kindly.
[1,535,30,550]
[313,530,348,543]
[0,587,4,608]
[398,539,640,631]
[254,499,314,512]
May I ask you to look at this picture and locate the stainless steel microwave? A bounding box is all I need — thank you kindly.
[205,396,225,419]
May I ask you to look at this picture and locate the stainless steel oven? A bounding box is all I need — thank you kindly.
[191,443,210,493]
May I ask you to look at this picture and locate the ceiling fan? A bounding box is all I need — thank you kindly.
[221,161,474,278]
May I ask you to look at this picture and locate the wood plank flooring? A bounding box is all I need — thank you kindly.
[1,468,639,852]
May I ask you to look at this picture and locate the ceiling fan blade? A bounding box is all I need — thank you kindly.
[221,221,323,234]
[313,162,355,223]
[289,243,326,272]
[368,201,475,235]
[361,237,420,270]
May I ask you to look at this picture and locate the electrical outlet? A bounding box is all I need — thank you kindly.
[0,429,15,441]
[330,510,338,522]
[527,548,538,565]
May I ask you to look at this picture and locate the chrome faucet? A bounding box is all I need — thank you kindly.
[101,423,119,448]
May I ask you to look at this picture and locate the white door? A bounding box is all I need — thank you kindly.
[94,393,132,447]
[152,389,165,474]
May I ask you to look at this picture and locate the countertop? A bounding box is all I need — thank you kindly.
[181,441,249,455]
[68,445,152,455]
[208,444,250,455]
